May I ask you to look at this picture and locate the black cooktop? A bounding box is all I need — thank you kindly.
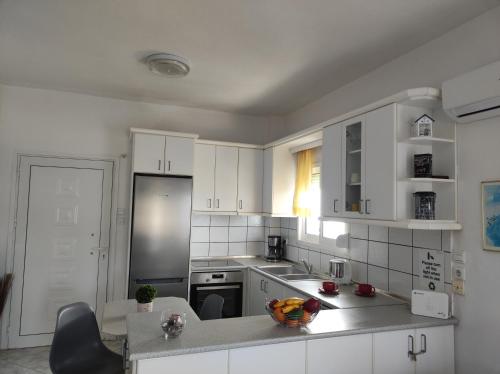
[191,260,242,268]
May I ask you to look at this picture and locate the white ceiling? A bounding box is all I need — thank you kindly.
[0,0,498,115]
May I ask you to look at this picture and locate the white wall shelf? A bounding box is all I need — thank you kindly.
[403,136,455,145]
[404,178,456,183]
[320,216,462,230]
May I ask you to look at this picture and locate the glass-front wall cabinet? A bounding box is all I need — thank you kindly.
[344,120,363,215]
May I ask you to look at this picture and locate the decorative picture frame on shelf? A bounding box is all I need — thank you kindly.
[481,180,500,251]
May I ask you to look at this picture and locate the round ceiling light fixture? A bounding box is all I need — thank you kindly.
[145,53,190,77]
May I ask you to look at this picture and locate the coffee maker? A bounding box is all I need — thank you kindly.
[266,236,283,262]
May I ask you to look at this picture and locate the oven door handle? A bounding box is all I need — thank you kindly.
[195,285,241,291]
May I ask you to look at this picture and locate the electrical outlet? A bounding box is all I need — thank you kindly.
[452,279,465,295]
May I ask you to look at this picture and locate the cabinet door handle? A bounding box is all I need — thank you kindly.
[239,200,243,210]
[333,199,339,213]
[260,279,264,291]
[167,160,171,172]
[408,335,416,361]
[419,334,427,354]
[216,199,220,209]
[264,281,268,293]
[359,199,364,214]
[365,199,371,215]
[157,160,162,171]
[207,198,212,208]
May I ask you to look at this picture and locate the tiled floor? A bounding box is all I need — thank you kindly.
[0,340,122,374]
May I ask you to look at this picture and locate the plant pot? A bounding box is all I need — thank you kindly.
[137,301,153,312]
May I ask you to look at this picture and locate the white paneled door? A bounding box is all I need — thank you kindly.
[8,156,113,348]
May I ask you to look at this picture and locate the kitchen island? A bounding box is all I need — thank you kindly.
[127,297,456,374]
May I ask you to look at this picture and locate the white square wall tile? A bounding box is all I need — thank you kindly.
[286,245,299,262]
[350,223,368,239]
[320,254,334,274]
[191,214,210,226]
[388,244,413,274]
[210,226,228,242]
[299,248,309,262]
[308,251,321,272]
[247,226,264,241]
[280,228,290,240]
[289,218,298,230]
[248,216,264,226]
[190,243,209,257]
[269,228,281,236]
[413,230,441,250]
[287,229,298,246]
[247,241,265,256]
[269,217,281,227]
[210,215,229,226]
[388,228,412,246]
[368,265,388,291]
[209,242,229,256]
[369,226,388,242]
[228,227,247,242]
[229,215,247,226]
[389,270,412,298]
[349,238,368,262]
[280,217,290,229]
[191,227,209,243]
[228,242,247,256]
[351,261,367,283]
[368,241,388,268]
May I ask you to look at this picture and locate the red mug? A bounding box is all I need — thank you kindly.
[322,281,338,293]
[357,283,375,295]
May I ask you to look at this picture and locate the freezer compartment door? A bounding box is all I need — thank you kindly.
[128,277,189,300]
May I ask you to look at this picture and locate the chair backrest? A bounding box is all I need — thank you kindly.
[49,302,104,372]
[199,294,224,320]
[0,273,13,317]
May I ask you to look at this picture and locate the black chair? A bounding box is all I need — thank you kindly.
[49,302,124,374]
[199,294,225,320]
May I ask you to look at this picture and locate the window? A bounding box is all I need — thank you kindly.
[297,148,347,245]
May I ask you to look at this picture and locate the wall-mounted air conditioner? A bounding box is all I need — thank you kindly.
[442,60,500,123]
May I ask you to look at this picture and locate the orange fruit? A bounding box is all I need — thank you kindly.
[274,309,286,322]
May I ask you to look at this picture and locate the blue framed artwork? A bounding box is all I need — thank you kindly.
[482,181,500,251]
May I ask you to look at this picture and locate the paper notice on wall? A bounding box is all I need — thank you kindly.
[418,249,444,292]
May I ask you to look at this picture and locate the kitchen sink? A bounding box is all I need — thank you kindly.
[279,274,325,281]
[258,265,307,276]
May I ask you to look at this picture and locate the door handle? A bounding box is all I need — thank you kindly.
[260,279,264,291]
[167,160,171,172]
[263,281,268,293]
[408,335,416,361]
[333,199,339,213]
[157,160,162,171]
[359,199,364,214]
[216,199,220,209]
[365,199,371,214]
[207,198,212,208]
[239,200,243,210]
[419,334,427,354]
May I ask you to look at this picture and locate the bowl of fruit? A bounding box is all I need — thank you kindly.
[265,297,321,327]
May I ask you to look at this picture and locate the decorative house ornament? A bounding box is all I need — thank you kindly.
[412,114,435,137]
[481,181,500,251]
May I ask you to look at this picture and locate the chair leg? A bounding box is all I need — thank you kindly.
[122,338,129,370]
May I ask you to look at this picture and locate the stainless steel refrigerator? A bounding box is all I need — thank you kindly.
[128,174,192,299]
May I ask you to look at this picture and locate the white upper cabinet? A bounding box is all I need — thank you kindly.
[214,146,239,212]
[237,148,263,214]
[321,124,343,217]
[364,104,396,220]
[193,144,216,211]
[133,133,166,174]
[164,136,195,176]
[321,105,397,221]
[132,132,195,176]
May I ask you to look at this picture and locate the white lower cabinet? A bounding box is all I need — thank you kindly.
[135,350,228,374]
[307,334,373,374]
[229,341,306,374]
[373,325,454,374]
[247,270,284,315]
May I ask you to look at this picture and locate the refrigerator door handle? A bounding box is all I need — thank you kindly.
[135,277,184,284]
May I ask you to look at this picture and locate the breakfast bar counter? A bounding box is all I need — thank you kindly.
[127,298,457,374]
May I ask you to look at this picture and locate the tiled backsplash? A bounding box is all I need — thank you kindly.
[190,215,266,257]
[279,218,453,299]
[191,215,453,299]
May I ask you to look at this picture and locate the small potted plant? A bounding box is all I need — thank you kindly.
[135,285,157,312]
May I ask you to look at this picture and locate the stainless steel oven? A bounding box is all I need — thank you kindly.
[190,271,243,319]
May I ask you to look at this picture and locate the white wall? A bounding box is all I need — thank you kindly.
[0,85,285,306]
[284,6,500,373]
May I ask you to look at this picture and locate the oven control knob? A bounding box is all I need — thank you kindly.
[206,279,210,283]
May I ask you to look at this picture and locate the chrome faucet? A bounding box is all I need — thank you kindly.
[301,259,313,274]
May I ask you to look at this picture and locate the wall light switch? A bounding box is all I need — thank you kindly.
[452,263,465,280]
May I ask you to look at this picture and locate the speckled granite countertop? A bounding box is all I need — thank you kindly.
[127,301,457,361]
